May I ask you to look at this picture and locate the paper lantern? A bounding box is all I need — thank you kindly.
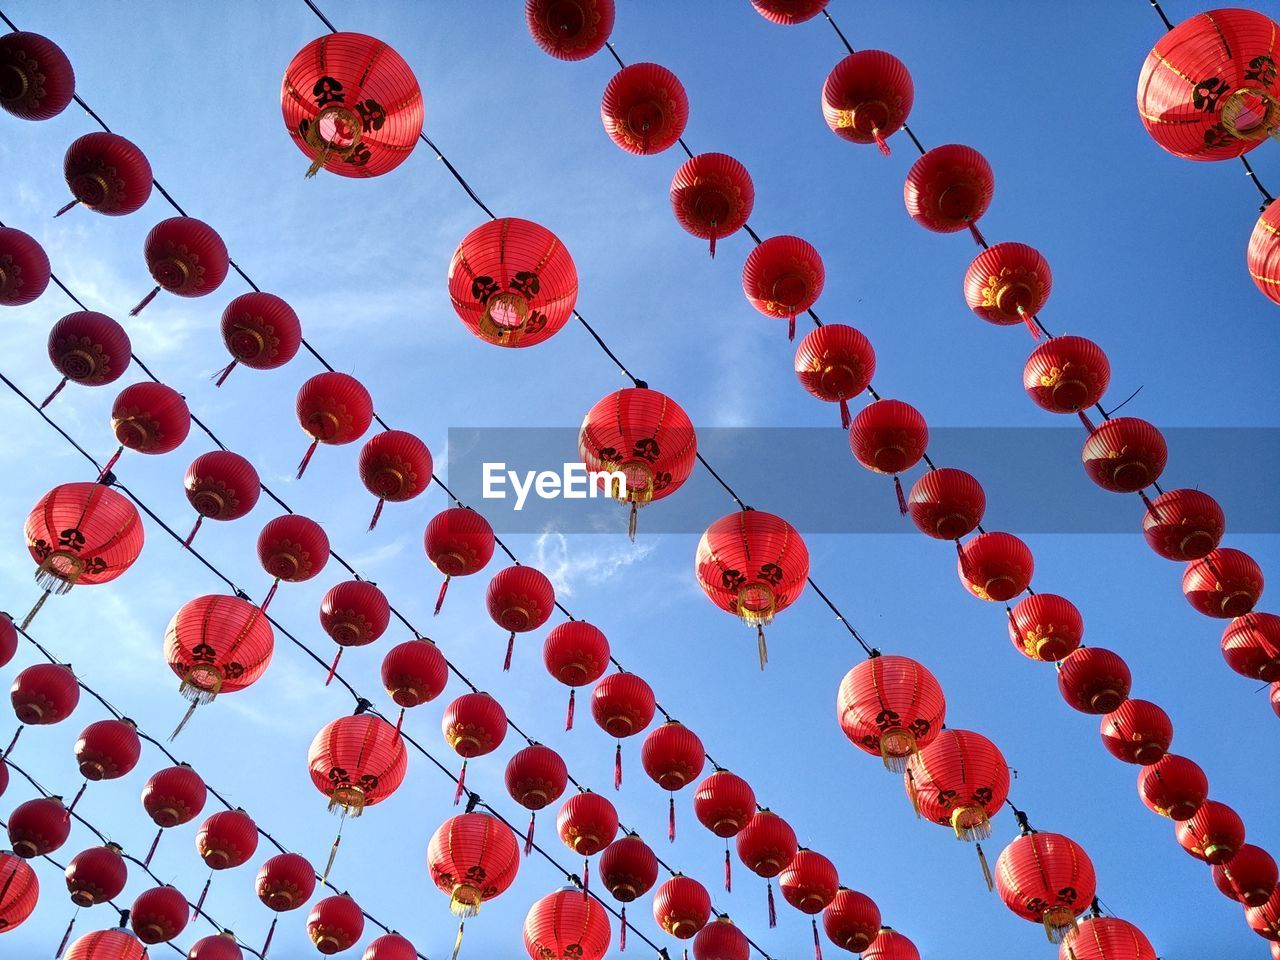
[216,292,302,386]
[670,152,754,257]
[601,62,688,155]
[794,323,876,428]
[742,235,825,339]
[132,217,229,315]
[42,311,131,408]
[525,0,615,60]
[821,51,913,154]
[0,226,51,306]
[837,654,946,769]
[0,32,74,120]
[58,132,152,217]
[904,144,994,244]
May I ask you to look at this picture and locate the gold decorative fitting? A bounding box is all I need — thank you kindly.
[304,103,365,178]
[449,882,483,918]
[1042,906,1077,944]
[328,784,367,818]
[1220,87,1280,141]
[735,583,777,627]
[34,550,84,594]
[179,664,224,705]
[72,173,112,207]
[478,292,530,344]
[1,64,30,102]
[878,729,917,772]
[950,805,992,841]
[847,100,890,135]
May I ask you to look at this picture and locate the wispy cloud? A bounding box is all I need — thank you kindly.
[532,529,655,597]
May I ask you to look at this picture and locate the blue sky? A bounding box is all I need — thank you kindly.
[2,1,1279,958]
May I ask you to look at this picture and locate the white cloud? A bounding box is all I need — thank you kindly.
[532,529,655,598]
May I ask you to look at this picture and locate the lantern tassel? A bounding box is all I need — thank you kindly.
[874,128,891,156]
[788,314,796,341]
[129,285,160,316]
[192,875,211,922]
[394,707,405,737]
[967,220,987,248]
[39,378,68,409]
[183,515,203,549]
[450,922,465,960]
[2,725,21,760]
[296,438,319,479]
[757,624,768,670]
[305,142,333,179]
[724,846,732,892]
[709,232,716,259]
[1077,409,1097,433]
[54,198,80,218]
[453,760,467,806]
[143,827,162,867]
[67,781,87,814]
[669,795,676,842]
[894,475,908,515]
[20,590,51,631]
[434,576,451,615]
[813,917,824,960]
[976,842,994,891]
[502,632,514,672]
[55,910,76,958]
[324,648,343,687]
[628,501,638,542]
[524,812,536,856]
[956,538,971,578]
[839,397,851,430]
[582,858,590,900]
[261,579,279,613]
[322,826,342,883]
[97,446,122,483]
[169,700,199,741]
[620,905,627,951]
[1017,305,1041,340]
[907,770,921,818]
[261,916,277,959]
[768,879,777,928]
[614,743,622,790]
[212,359,237,387]
[368,497,385,531]
[565,689,575,731]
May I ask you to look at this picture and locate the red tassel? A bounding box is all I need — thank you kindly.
[894,475,908,516]
[620,905,627,951]
[54,198,79,218]
[709,232,717,259]
[296,438,319,479]
[956,538,971,578]
[525,812,536,856]
[788,314,796,341]
[261,916,278,959]
[503,632,514,672]
[582,858,590,899]
[55,912,76,958]
[129,285,160,316]
[668,795,675,842]
[368,498,385,531]
[183,515,203,549]
[874,129,891,156]
[3,726,22,759]
[614,743,622,790]
[967,220,987,248]
[67,782,87,813]
[212,359,237,387]
[812,917,824,960]
[192,875,211,921]
[261,579,279,613]
[565,689,575,731]
[839,397,851,430]
[97,446,122,482]
[1077,409,1097,433]
[434,576,450,615]
[453,760,467,806]
[1017,305,1041,340]
[768,879,777,928]
[143,827,162,867]
[394,707,405,737]
[39,378,68,409]
[324,648,343,686]
[724,847,732,892]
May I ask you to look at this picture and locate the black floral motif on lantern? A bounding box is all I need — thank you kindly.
[1193,77,1229,112]
[719,569,747,592]
[311,76,345,106]
[1246,55,1278,85]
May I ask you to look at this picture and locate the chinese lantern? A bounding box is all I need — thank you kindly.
[907,468,985,541]
[1008,594,1085,663]
[958,531,1034,603]
[695,511,809,667]
[57,132,152,217]
[319,580,391,681]
[752,0,828,25]
[1249,200,1280,304]
[1137,754,1207,820]
[601,62,689,155]
[64,931,148,960]
[132,217,229,315]
[307,894,364,955]
[281,32,424,178]
[1247,886,1280,942]
[1176,800,1245,864]
[794,323,876,428]
[904,144,994,245]
[1137,8,1280,161]
[0,32,74,120]
[108,381,191,473]
[1058,647,1131,714]
[256,852,317,911]
[381,638,448,709]
[579,387,698,538]
[42,311,131,409]
[1183,548,1264,618]
[653,875,711,939]
[694,770,756,839]
[0,226,50,305]
[163,595,274,737]
[849,399,928,513]
[428,812,521,918]
[506,743,569,854]
[215,291,302,387]
[837,654,946,770]
[22,481,144,627]
[1141,488,1224,561]
[1213,844,1279,906]
[1099,700,1172,765]
[0,613,14,669]
[642,721,705,841]
[74,718,141,780]
[308,714,407,816]
[8,796,70,858]
[65,844,127,906]
[525,0,615,60]
[363,934,417,960]
[742,235,825,340]
[294,371,374,479]
[447,217,578,347]
[692,916,748,960]
[780,848,840,958]
[963,242,1051,337]
[822,889,881,954]
[0,851,38,930]
[544,620,610,730]
[140,763,206,865]
[1223,612,1280,681]
[359,430,432,530]
[442,692,508,804]
[257,514,330,609]
[188,933,243,960]
[182,450,261,547]
[737,810,798,927]
[994,831,1095,942]
[670,152,755,257]
[557,791,618,892]
[11,661,80,724]
[1023,335,1110,427]
[424,507,495,614]
[196,809,258,870]
[487,565,555,671]
[599,835,658,943]
[1081,418,1167,493]
[523,887,611,960]
[592,671,656,789]
[1273,682,1280,719]
[131,885,189,943]
[821,51,913,155]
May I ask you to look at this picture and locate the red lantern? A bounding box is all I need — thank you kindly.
[1081,418,1167,493]
[837,655,946,769]
[1137,8,1280,161]
[0,850,38,930]
[182,450,261,547]
[994,832,1095,942]
[110,381,191,461]
[319,580,391,679]
[1247,887,1280,942]
[557,791,619,860]
[1213,844,1279,906]
[188,933,244,960]
[958,531,1034,602]
[281,33,423,178]
[1137,753,1207,821]
[487,565,555,670]
[904,144,994,245]
[692,916,748,960]
[1023,335,1110,423]
[294,371,374,478]
[442,692,508,803]
[642,722,705,840]
[0,32,74,120]
[256,852,317,911]
[544,621,610,730]
[599,835,659,903]
[653,875,711,939]
[695,511,809,667]
[1223,612,1280,681]
[849,399,928,512]
[670,152,755,257]
[506,744,569,853]
[794,324,876,428]
[1176,799,1245,864]
[359,430,432,529]
[694,770,756,839]
[1249,200,1280,305]
[864,929,919,960]
[163,595,274,735]
[1273,682,1280,719]
[65,844,127,907]
[11,662,80,724]
[742,235,825,339]
[132,217,229,315]
[308,894,364,955]
[523,887,611,960]
[363,934,417,960]
[42,311,131,409]
[601,63,688,155]
[196,809,258,869]
[448,217,578,347]
[1141,488,1224,561]
[592,671,655,788]
[58,133,152,217]
[822,888,881,954]
[74,718,141,780]
[525,0,615,60]
[821,51,913,155]
[579,387,698,537]
[216,292,303,385]
[1058,647,1131,714]
[737,810,798,927]
[131,885,189,943]
[1183,548,1264,618]
[1099,700,1172,765]
[427,812,521,916]
[752,0,828,25]
[0,226,50,306]
[907,468,985,541]
[308,714,407,816]
[780,848,839,914]
[8,796,70,858]
[64,931,148,960]
[424,507,495,614]
[257,514,330,602]
[141,764,207,828]
[905,729,1009,840]
[381,638,448,708]
[963,242,1051,337]
[0,613,14,669]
